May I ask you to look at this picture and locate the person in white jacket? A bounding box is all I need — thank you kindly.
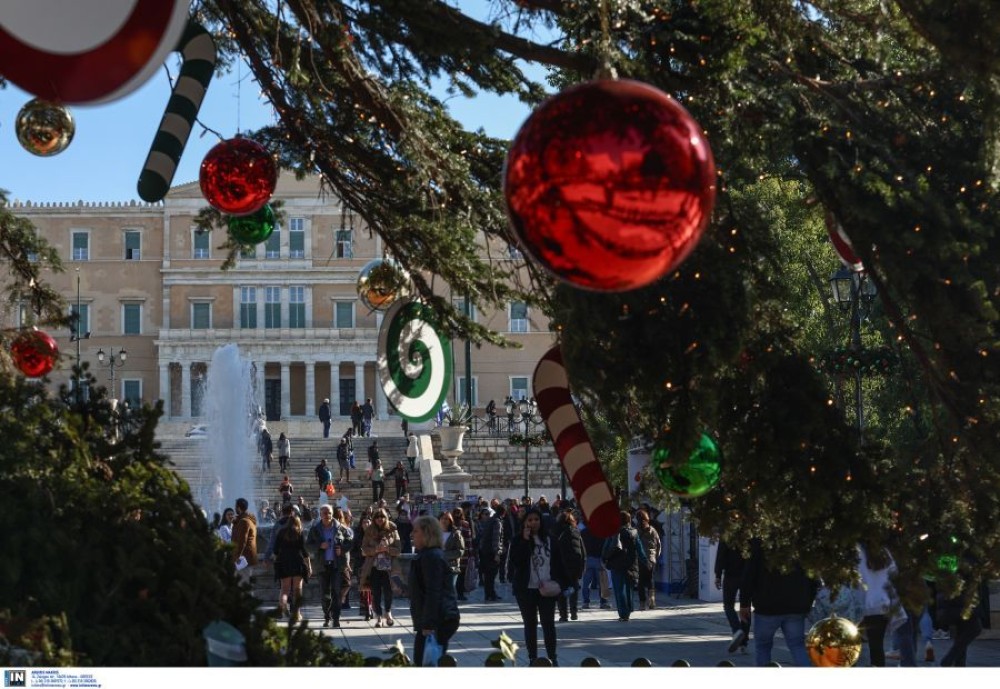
[857,542,905,666]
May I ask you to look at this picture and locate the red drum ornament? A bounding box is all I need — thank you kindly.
[11,329,59,377]
[199,138,277,216]
[505,79,716,291]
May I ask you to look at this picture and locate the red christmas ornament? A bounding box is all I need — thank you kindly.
[11,329,59,377]
[505,79,716,292]
[199,138,277,216]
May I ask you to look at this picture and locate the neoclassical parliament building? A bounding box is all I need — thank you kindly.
[5,175,554,423]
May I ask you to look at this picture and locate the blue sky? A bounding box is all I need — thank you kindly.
[0,58,541,204]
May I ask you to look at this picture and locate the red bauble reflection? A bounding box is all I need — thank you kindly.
[199,138,278,216]
[505,79,716,291]
[11,329,59,377]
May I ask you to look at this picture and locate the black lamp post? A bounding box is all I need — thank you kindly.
[69,269,90,404]
[96,346,127,400]
[504,396,514,434]
[829,266,877,447]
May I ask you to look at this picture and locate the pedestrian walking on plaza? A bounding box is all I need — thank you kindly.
[715,537,750,653]
[319,398,332,438]
[387,460,409,500]
[352,514,374,620]
[409,515,462,666]
[231,498,258,577]
[510,507,570,666]
[276,432,291,472]
[278,474,293,505]
[636,509,661,611]
[361,507,401,627]
[406,432,419,471]
[452,507,473,601]
[739,538,818,667]
[369,454,385,504]
[857,541,903,666]
[937,572,985,667]
[274,514,310,622]
[396,504,413,554]
[478,507,505,601]
[258,427,273,473]
[602,510,646,622]
[555,510,585,622]
[336,437,351,482]
[307,504,353,627]
[350,401,363,437]
[580,519,611,610]
[217,507,235,543]
[362,397,375,437]
[440,511,465,595]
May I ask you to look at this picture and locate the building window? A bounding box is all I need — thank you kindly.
[122,303,142,335]
[457,377,479,407]
[265,223,281,259]
[70,378,91,402]
[336,229,353,259]
[122,379,142,407]
[289,286,306,328]
[511,376,529,401]
[289,217,305,258]
[124,230,141,260]
[70,303,90,337]
[453,297,478,322]
[72,231,89,261]
[240,287,257,329]
[509,301,529,333]
[265,287,281,329]
[193,230,210,259]
[334,301,354,328]
[192,302,212,329]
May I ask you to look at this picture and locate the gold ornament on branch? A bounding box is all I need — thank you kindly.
[357,258,411,312]
[806,614,862,667]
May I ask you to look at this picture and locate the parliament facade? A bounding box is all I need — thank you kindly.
[5,176,554,423]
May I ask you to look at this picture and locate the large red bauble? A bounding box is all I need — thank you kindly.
[505,79,716,291]
[199,138,278,216]
[11,329,59,378]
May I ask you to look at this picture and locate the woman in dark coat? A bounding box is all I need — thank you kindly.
[409,515,461,665]
[273,515,309,622]
[555,511,586,622]
[509,507,571,666]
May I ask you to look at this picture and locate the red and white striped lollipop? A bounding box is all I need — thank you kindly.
[533,345,618,538]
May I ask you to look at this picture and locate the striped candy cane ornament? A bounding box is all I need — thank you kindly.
[137,21,217,203]
[533,345,618,538]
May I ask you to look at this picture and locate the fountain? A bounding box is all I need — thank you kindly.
[196,344,260,516]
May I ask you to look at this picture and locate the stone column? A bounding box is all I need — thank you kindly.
[158,363,170,417]
[305,359,316,418]
[354,361,365,401]
[180,362,191,418]
[330,360,340,417]
[280,362,291,420]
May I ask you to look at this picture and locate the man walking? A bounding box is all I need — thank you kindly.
[307,504,353,627]
[739,538,818,666]
[716,537,750,653]
[603,510,645,622]
[580,519,611,610]
[231,497,258,581]
[478,507,504,601]
[319,398,332,438]
[361,397,375,437]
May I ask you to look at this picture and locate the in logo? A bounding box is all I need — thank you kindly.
[3,670,25,688]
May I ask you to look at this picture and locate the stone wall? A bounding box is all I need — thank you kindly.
[429,433,565,500]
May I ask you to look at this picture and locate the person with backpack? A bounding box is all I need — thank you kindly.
[478,506,505,602]
[602,510,646,622]
[336,438,351,482]
[361,508,401,627]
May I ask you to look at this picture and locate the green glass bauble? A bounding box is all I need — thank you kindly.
[227,203,275,244]
[652,433,721,498]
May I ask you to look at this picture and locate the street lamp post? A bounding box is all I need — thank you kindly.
[69,270,90,404]
[830,267,877,447]
[96,346,128,400]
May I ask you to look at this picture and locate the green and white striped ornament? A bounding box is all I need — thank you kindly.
[377,300,453,423]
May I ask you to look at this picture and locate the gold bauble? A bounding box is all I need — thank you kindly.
[806,614,863,667]
[357,258,410,312]
[16,99,75,156]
